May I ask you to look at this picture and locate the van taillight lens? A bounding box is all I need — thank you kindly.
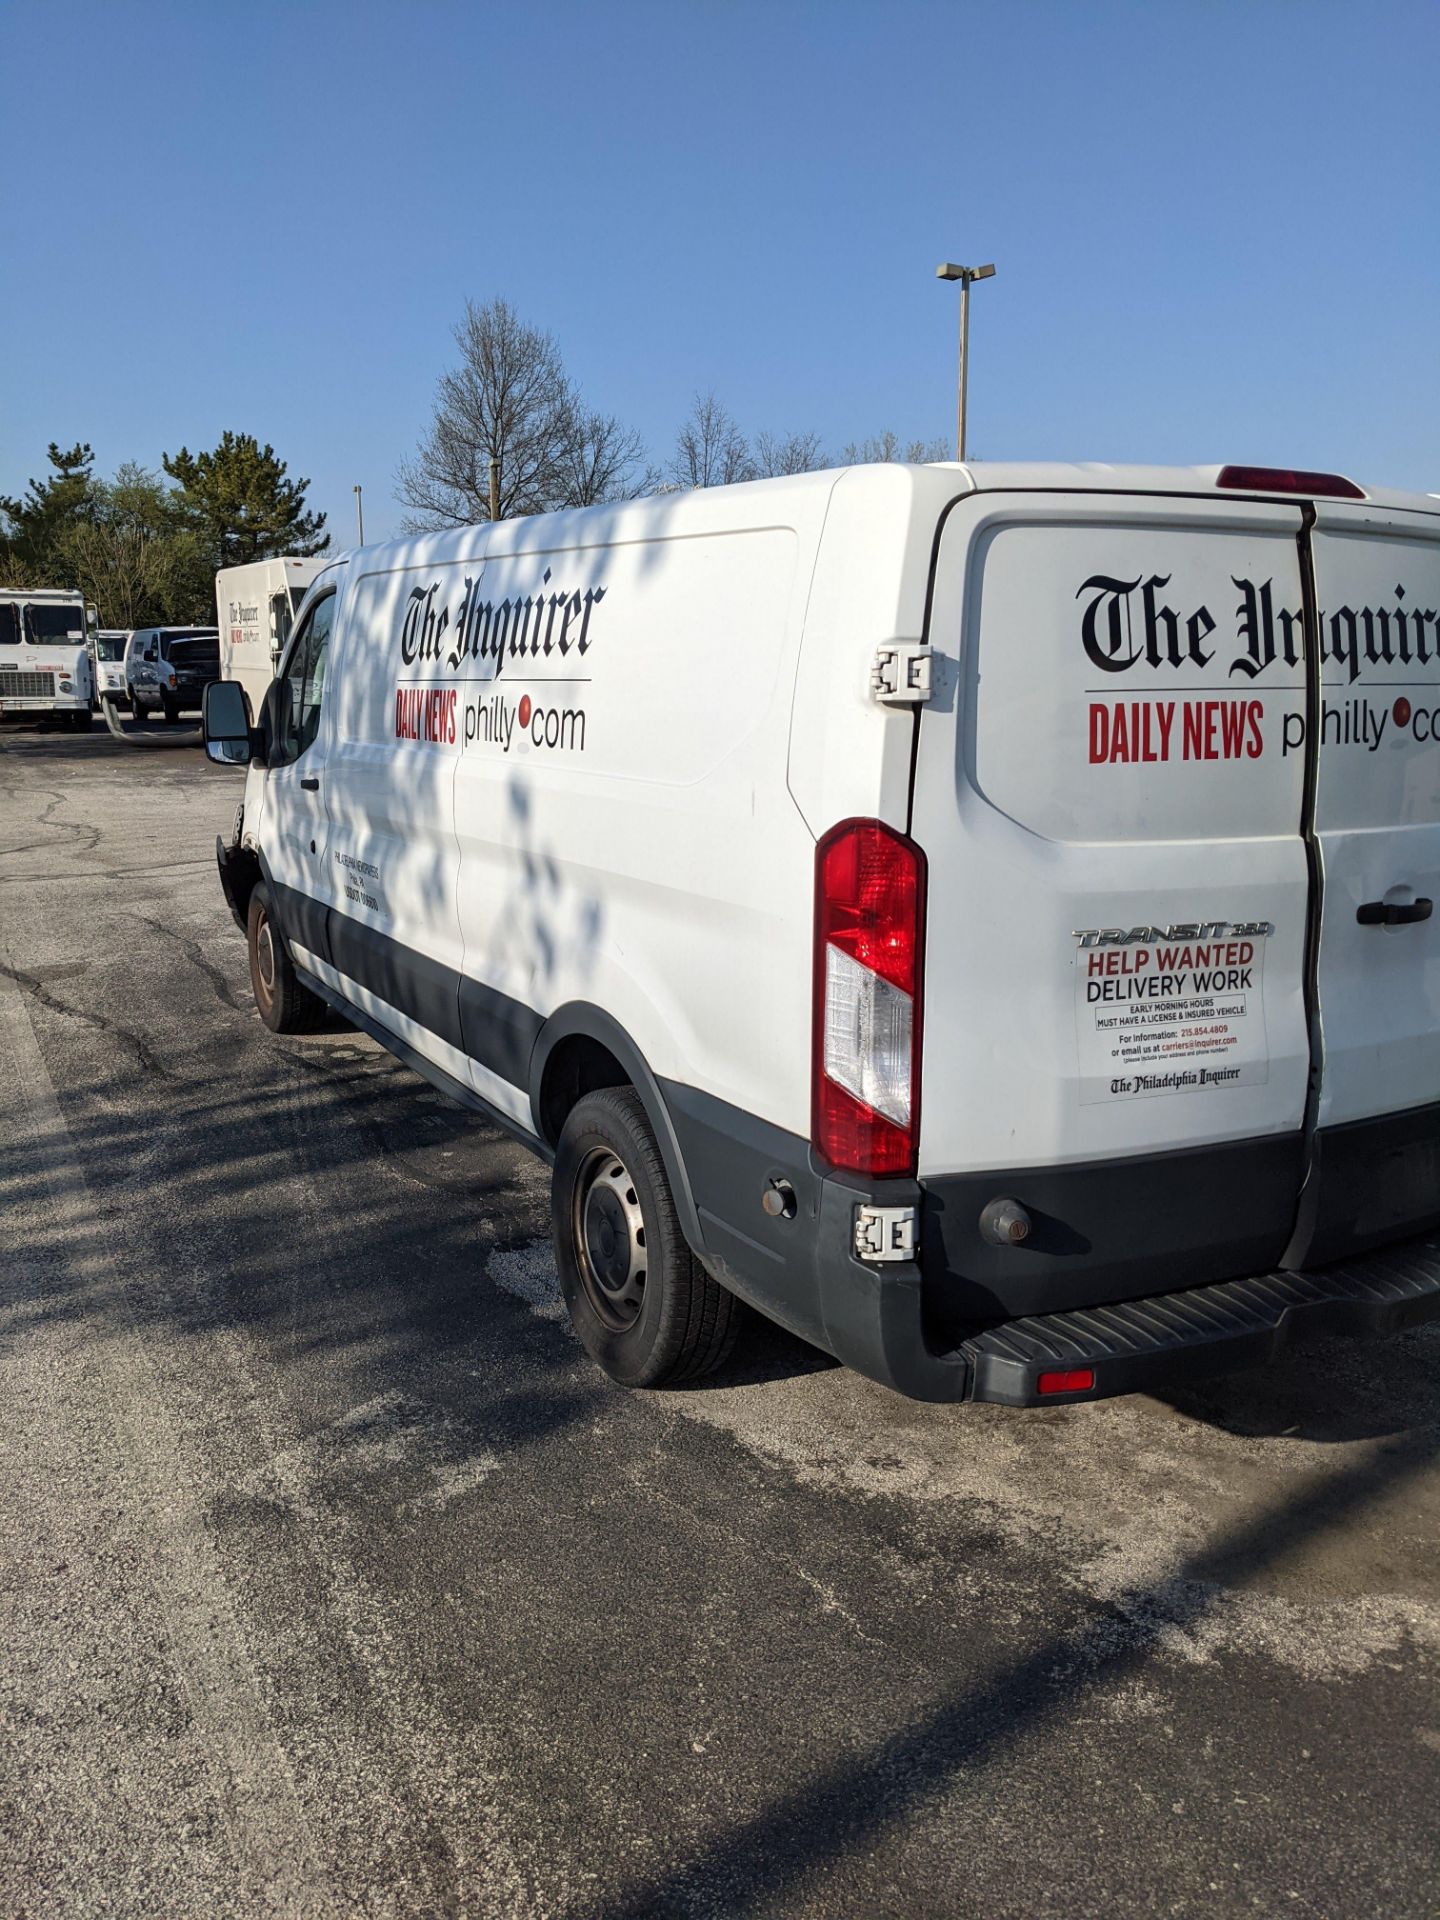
[1216,464,1365,500]
[813,819,925,1178]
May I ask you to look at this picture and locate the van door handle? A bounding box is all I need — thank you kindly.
[1357,897,1432,926]
[300,776,319,791]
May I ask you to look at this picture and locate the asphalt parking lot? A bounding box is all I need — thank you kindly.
[1,716,1437,1919]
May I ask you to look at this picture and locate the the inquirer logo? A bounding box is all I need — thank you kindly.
[1077,572,1439,685]
[399,570,607,676]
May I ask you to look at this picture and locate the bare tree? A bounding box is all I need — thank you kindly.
[669,393,755,490]
[557,408,656,508]
[396,299,649,529]
[753,429,827,478]
[839,431,951,465]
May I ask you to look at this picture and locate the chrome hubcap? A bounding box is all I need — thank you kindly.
[574,1149,647,1329]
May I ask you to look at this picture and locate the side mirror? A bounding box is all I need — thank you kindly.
[203,679,257,766]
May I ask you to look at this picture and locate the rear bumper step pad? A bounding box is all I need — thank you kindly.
[961,1235,1440,1405]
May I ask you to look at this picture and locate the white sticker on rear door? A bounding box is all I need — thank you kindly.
[1073,923,1273,1103]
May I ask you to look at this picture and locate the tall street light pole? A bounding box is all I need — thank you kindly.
[935,261,995,461]
[353,485,365,545]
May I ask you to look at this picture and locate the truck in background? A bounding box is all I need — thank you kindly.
[216,557,321,716]
[94,630,132,707]
[0,589,96,729]
[125,627,221,721]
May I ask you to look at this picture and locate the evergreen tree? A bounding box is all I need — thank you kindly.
[0,442,97,576]
[163,431,328,567]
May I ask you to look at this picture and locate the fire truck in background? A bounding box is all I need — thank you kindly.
[216,557,321,715]
[0,589,96,729]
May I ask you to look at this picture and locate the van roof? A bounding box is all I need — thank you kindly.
[340,461,1440,568]
[939,461,1440,516]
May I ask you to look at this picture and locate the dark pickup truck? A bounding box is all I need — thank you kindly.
[138,631,221,721]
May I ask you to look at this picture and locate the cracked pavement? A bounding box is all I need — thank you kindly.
[1,717,1437,1918]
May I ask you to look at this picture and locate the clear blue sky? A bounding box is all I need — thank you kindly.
[4,0,1437,544]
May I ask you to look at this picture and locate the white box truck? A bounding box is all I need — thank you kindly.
[201,461,1440,1405]
[216,556,322,715]
[0,589,96,729]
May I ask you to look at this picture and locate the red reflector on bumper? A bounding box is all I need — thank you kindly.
[1037,1368,1095,1396]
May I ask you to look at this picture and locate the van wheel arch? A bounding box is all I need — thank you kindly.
[532,1007,705,1255]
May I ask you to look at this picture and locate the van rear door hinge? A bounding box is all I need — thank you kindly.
[871,641,933,706]
[854,1203,919,1263]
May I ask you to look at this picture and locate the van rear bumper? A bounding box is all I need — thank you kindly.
[661,1082,1440,1404]
[955,1234,1440,1404]
[787,1200,1440,1404]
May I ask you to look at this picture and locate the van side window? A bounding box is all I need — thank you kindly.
[272,592,334,767]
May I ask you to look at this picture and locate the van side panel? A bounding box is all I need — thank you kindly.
[307,559,470,1083]
[785,464,957,839]
[449,494,833,1141]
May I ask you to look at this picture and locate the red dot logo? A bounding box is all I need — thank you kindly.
[517,695,532,728]
[1394,696,1412,727]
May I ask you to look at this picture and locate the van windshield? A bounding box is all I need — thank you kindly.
[0,605,19,646]
[95,634,128,660]
[24,605,86,643]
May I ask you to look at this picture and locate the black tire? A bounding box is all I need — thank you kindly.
[161,695,179,724]
[247,883,326,1034]
[552,1086,740,1388]
[70,710,93,732]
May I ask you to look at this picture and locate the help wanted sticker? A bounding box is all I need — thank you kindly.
[1073,923,1272,1104]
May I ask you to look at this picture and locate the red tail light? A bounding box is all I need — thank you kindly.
[813,819,926,1177]
[1216,465,1365,500]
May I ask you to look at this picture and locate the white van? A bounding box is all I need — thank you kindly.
[216,556,323,717]
[0,589,95,728]
[125,626,220,720]
[202,462,1440,1404]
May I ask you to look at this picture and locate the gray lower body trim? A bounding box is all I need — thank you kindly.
[660,1078,966,1399]
[267,892,544,1095]
[294,962,550,1161]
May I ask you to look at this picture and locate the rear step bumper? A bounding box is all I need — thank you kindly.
[961,1234,1440,1406]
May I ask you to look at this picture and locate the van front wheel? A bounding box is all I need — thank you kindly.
[247,884,326,1034]
[552,1087,740,1388]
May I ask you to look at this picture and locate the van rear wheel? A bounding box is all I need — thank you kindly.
[247,883,326,1034]
[552,1087,740,1388]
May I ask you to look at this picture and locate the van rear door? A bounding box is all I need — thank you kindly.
[1286,507,1440,1264]
[909,492,1314,1326]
